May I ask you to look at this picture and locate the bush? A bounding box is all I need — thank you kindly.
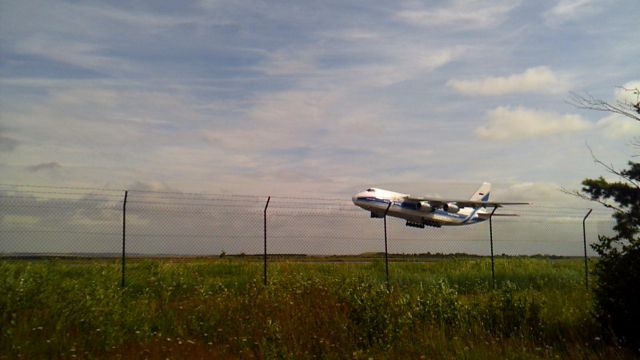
[592,244,640,347]
[580,161,640,349]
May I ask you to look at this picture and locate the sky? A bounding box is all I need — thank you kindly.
[1,0,639,202]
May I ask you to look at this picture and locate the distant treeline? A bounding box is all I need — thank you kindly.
[1,252,583,260]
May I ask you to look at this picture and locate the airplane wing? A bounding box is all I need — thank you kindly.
[404,196,529,208]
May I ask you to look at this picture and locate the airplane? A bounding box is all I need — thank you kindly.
[352,182,528,228]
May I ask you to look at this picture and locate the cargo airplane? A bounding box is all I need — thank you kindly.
[352,183,527,228]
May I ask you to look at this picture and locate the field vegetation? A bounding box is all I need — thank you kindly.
[0,257,633,359]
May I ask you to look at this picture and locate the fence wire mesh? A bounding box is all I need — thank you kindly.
[0,185,615,258]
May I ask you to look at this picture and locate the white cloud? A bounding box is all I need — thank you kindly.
[349,47,461,87]
[494,182,565,203]
[260,51,319,77]
[597,114,640,139]
[448,66,569,96]
[16,37,135,76]
[593,80,640,138]
[396,1,518,29]
[259,41,463,88]
[475,106,591,140]
[615,80,640,104]
[2,87,214,169]
[324,29,380,41]
[75,4,202,29]
[2,0,637,199]
[544,0,601,25]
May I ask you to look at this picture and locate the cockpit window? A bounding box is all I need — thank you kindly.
[366,188,375,192]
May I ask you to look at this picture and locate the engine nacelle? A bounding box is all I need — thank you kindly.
[417,201,433,212]
[442,203,460,213]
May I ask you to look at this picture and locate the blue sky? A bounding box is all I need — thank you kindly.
[1,0,639,200]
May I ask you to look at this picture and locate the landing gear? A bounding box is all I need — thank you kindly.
[405,220,441,228]
[405,221,425,228]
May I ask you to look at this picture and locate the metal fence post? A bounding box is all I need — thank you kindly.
[263,196,271,286]
[583,209,593,290]
[383,202,392,286]
[489,206,497,290]
[121,190,128,288]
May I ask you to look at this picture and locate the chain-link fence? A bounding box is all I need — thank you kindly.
[0,184,615,286]
[0,184,614,257]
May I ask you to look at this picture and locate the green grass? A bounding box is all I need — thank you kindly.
[0,258,632,359]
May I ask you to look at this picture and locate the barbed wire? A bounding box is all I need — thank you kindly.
[0,183,125,193]
[0,183,351,202]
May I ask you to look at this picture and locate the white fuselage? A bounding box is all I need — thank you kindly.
[352,188,488,227]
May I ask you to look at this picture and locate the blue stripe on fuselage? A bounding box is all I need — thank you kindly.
[461,207,481,224]
[356,197,474,221]
[356,197,390,205]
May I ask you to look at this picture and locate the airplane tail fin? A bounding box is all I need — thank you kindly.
[470,182,491,202]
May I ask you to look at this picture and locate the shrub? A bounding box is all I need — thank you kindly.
[580,162,640,348]
[592,244,640,347]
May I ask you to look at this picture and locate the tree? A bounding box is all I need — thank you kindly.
[580,162,640,347]
[568,86,640,122]
[568,86,640,348]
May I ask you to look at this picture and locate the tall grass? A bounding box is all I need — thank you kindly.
[0,258,631,358]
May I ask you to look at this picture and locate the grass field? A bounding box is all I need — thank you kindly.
[0,257,633,359]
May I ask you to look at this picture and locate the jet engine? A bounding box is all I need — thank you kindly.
[442,203,460,213]
[417,201,433,212]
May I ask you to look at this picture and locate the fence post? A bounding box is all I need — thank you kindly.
[383,202,392,286]
[583,209,593,291]
[263,196,271,286]
[121,190,128,288]
[489,206,497,290]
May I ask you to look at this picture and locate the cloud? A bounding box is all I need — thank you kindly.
[475,106,591,140]
[16,36,136,76]
[494,182,565,203]
[615,80,640,104]
[0,127,19,152]
[448,67,569,96]
[597,114,640,139]
[322,29,380,42]
[591,80,640,139]
[259,40,463,88]
[1,0,636,201]
[74,3,203,29]
[339,47,462,88]
[8,87,205,146]
[126,180,180,193]
[396,1,518,29]
[26,162,63,173]
[544,0,602,25]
